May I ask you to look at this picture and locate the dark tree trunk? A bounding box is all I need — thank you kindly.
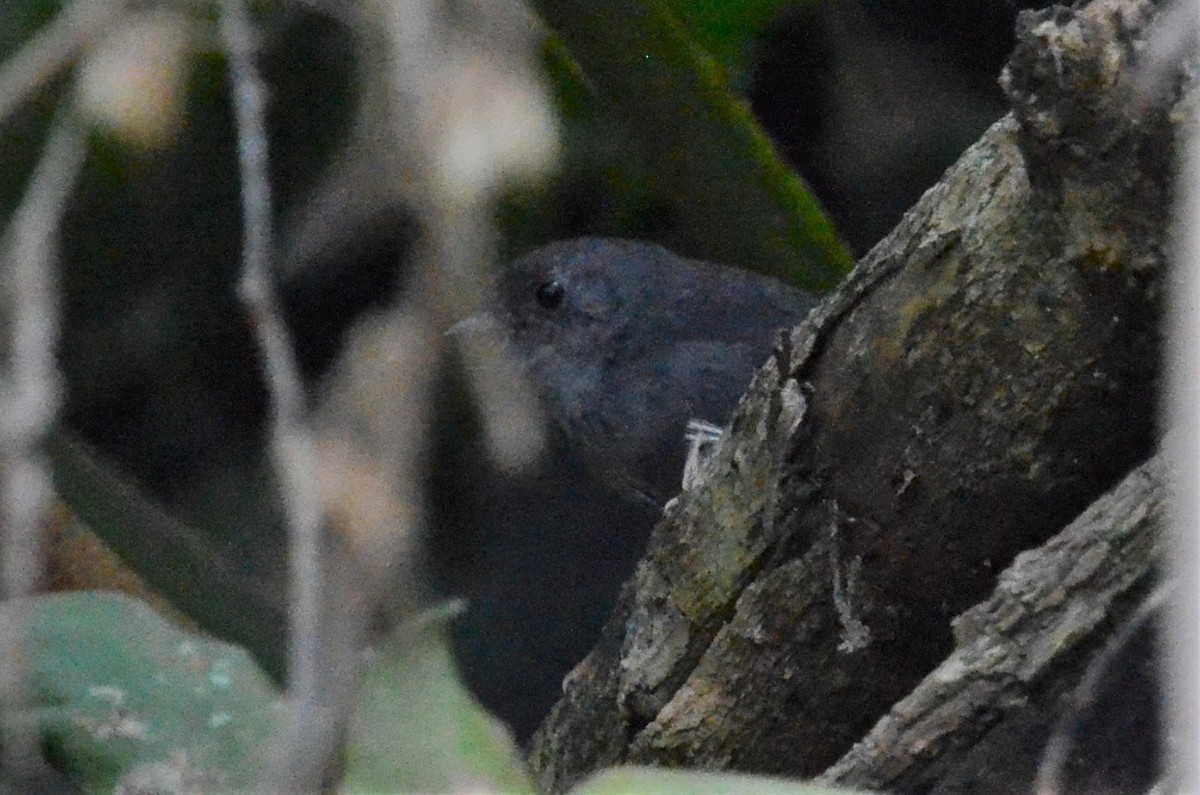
[528,0,1184,791]
[820,451,1166,794]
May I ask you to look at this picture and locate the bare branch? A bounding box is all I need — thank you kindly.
[1162,0,1200,789]
[0,117,87,593]
[0,0,126,129]
[819,452,1166,793]
[0,116,87,777]
[529,2,1176,789]
[218,0,331,786]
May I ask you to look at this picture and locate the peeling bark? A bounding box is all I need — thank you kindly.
[529,0,1185,791]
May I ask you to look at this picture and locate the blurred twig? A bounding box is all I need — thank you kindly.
[0,0,126,129]
[0,116,87,777]
[1151,0,1200,789]
[219,0,332,787]
[0,118,88,596]
[218,0,323,697]
[1164,0,1200,786]
[366,0,554,473]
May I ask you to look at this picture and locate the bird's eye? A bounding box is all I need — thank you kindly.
[535,279,565,310]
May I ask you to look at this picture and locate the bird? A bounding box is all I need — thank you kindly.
[435,237,818,741]
[495,237,818,507]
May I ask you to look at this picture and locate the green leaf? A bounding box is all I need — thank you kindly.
[43,428,288,683]
[529,0,852,292]
[3,592,281,793]
[666,0,802,87]
[569,766,873,795]
[343,603,533,794]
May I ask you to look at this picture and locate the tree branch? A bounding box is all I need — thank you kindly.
[529,0,1181,790]
[820,451,1166,793]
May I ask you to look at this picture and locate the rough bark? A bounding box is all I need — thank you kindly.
[819,451,1166,794]
[528,0,1184,791]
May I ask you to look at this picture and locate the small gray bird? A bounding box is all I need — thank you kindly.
[443,237,818,741]
[497,237,818,507]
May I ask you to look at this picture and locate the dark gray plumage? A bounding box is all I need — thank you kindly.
[497,237,817,506]
[443,238,817,741]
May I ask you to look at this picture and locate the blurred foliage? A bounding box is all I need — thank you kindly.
[2,592,279,793]
[0,0,1022,787]
[666,0,806,90]
[0,592,530,793]
[343,604,532,794]
[521,0,852,290]
[44,429,288,683]
[0,1,63,219]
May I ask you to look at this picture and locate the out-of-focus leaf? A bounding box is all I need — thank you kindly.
[528,0,852,292]
[44,428,288,683]
[343,603,532,794]
[74,8,197,150]
[570,767,872,795]
[666,0,802,87]
[1,592,281,793]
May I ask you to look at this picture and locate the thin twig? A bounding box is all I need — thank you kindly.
[218,0,325,726]
[0,116,87,775]
[0,118,87,592]
[1166,0,1200,788]
[373,0,549,471]
[0,0,126,129]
